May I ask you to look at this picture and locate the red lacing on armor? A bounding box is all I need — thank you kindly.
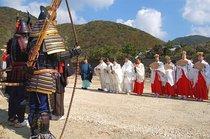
[56,62,65,74]
[17,36,27,52]
[2,52,8,61]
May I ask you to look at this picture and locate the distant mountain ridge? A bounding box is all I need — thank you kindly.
[57,20,164,50]
[170,35,210,46]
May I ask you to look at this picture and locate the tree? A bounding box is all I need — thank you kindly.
[122,43,138,57]
[89,45,123,63]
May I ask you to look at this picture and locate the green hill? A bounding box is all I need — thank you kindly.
[170,35,210,46]
[58,20,164,50]
[0,7,37,47]
[57,21,164,61]
[0,6,164,62]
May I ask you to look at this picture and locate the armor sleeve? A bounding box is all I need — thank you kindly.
[57,47,81,62]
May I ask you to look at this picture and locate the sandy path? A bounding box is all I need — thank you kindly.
[0,77,210,139]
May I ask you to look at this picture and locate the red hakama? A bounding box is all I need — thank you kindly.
[176,70,193,98]
[164,83,175,96]
[194,72,208,100]
[151,71,163,95]
[133,81,144,95]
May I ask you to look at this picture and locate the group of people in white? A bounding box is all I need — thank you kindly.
[94,51,210,101]
[94,57,145,95]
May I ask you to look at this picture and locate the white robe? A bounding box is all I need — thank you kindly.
[94,62,107,90]
[111,62,123,93]
[150,61,166,85]
[192,60,210,87]
[122,60,134,93]
[164,63,176,86]
[1,61,7,78]
[104,63,114,92]
[176,59,194,83]
[2,61,6,69]
[134,63,145,83]
[206,64,210,87]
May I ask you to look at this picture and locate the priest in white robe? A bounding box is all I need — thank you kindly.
[104,59,114,92]
[94,58,107,91]
[111,58,123,93]
[122,57,134,94]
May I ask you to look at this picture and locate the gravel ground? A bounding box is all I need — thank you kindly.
[0,76,210,139]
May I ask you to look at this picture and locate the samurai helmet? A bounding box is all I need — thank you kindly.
[38,6,50,20]
[30,6,65,55]
[16,20,29,34]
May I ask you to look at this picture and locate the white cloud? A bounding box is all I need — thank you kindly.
[1,0,87,24]
[183,0,210,25]
[57,7,86,24]
[72,0,115,10]
[1,0,46,19]
[191,25,210,36]
[116,8,167,40]
[182,0,210,37]
[116,19,134,27]
[1,0,116,24]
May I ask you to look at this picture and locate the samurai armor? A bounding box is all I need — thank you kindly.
[17,35,28,52]
[6,62,28,82]
[39,112,50,134]
[27,69,57,95]
[28,113,39,137]
[7,33,29,64]
[57,47,82,61]
[30,20,65,55]
[29,112,55,139]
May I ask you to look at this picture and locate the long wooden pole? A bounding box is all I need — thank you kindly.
[59,0,80,138]
[65,0,79,46]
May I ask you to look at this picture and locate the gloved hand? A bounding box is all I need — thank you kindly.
[70,46,82,57]
[57,46,82,61]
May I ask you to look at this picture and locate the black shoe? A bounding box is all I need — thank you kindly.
[98,88,103,91]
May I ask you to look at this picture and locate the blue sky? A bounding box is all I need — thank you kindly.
[1,0,210,41]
